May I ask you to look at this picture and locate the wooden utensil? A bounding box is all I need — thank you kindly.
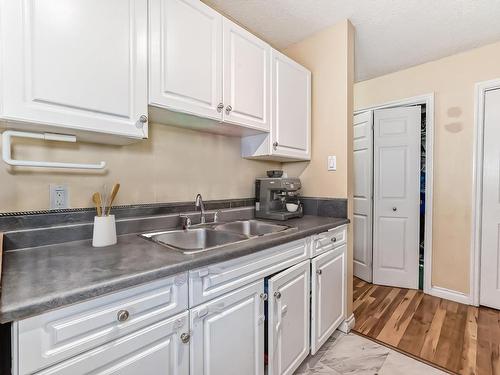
[92,192,103,217]
[106,183,120,216]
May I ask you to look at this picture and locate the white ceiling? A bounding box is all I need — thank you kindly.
[203,0,500,81]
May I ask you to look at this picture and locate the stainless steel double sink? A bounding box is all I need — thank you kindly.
[140,220,293,254]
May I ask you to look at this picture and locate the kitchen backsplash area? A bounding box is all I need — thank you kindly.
[0,123,280,213]
[0,197,347,251]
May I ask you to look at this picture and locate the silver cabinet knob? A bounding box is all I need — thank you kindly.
[392,207,397,212]
[272,141,279,150]
[180,332,190,344]
[331,237,337,243]
[225,105,232,115]
[139,115,148,123]
[117,310,130,322]
[260,293,268,301]
[317,269,323,275]
[274,291,282,299]
[217,103,224,113]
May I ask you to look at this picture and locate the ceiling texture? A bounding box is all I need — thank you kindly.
[203,0,500,81]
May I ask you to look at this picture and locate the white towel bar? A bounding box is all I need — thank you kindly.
[1,130,106,169]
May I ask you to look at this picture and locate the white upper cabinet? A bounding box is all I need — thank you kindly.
[241,50,311,161]
[0,0,149,143]
[222,19,271,132]
[271,50,311,159]
[149,0,223,120]
[149,0,276,136]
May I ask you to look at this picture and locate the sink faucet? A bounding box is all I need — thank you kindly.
[195,193,206,224]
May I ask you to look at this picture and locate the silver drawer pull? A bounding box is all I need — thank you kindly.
[331,237,337,243]
[260,293,268,301]
[117,310,130,322]
[180,332,190,344]
[274,291,282,299]
[317,269,323,275]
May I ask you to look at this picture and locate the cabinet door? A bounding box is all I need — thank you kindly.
[267,260,310,375]
[311,244,347,354]
[271,50,311,159]
[190,280,265,375]
[35,311,189,375]
[223,19,271,131]
[0,0,148,139]
[149,0,223,120]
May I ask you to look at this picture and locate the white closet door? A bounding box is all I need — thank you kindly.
[373,107,420,289]
[480,88,500,310]
[222,18,271,131]
[353,111,373,282]
[148,0,223,120]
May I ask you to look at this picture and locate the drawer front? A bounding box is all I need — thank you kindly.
[34,311,189,375]
[189,238,308,306]
[17,273,188,375]
[310,225,347,258]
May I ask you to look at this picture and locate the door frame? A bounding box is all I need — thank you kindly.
[471,79,500,306]
[354,93,434,295]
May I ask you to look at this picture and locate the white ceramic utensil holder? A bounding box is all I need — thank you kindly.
[92,215,117,247]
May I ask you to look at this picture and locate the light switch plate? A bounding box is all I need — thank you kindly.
[50,184,69,209]
[328,155,337,171]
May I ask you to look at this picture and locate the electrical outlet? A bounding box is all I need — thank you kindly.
[327,155,337,171]
[50,184,69,209]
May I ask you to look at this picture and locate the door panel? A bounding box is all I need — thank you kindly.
[311,245,346,354]
[271,50,311,159]
[149,0,223,120]
[373,107,420,289]
[480,88,500,309]
[353,111,373,282]
[1,0,148,138]
[35,312,189,375]
[190,281,264,375]
[267,260,310,375]
[223,19,270,131]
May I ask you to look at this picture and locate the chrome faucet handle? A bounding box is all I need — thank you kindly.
[179,215,192,229]
[213,210,222,223]
[195,193,206,224]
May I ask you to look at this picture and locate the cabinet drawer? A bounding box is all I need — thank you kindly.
[34,311,189,375]
[189,239,308,306]
[16,273,188,375]
[310,225,347,258]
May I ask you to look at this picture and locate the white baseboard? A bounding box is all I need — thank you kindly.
[338,314,355,333]
[427,286,471,305]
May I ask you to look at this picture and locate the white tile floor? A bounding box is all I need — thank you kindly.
[295,332,447,375]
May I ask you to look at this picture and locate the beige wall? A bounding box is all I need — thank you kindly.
[354,40,500,295]
[283,20,355,314]
[0,123,279,212]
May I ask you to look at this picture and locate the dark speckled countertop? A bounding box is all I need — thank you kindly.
[0,215,348,323]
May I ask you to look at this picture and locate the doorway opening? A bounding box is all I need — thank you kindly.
[353,94,434,293]
[419,104,426,290]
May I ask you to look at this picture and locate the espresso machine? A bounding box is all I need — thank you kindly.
[255,177,303,220]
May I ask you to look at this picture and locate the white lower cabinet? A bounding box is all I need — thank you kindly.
[189,280,265,375]
[35,311,189,375]
[310,244,347,354]
[12,230,348,374]
[267,260,310,375]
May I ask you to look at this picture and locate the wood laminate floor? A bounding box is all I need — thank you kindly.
[353,277,500,375]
